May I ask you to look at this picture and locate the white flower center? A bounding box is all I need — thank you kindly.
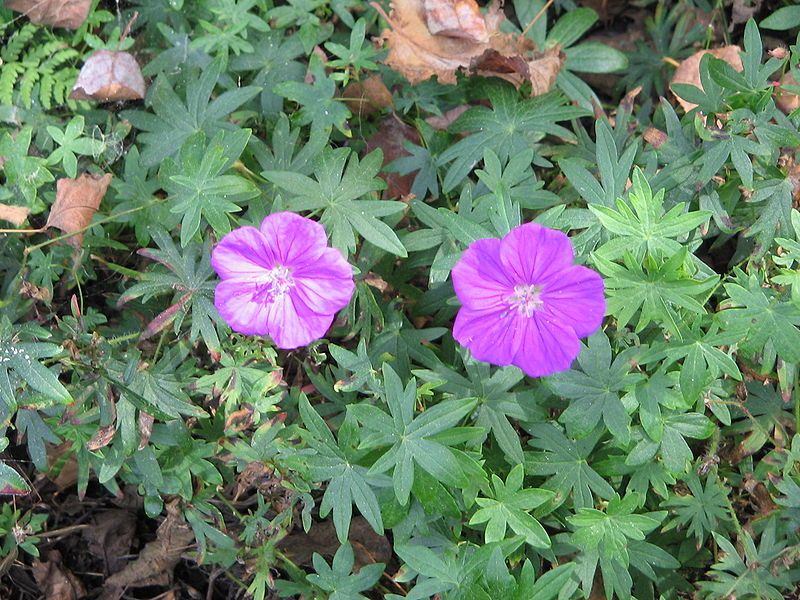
[506,284,544,317]
[255,264,295,303]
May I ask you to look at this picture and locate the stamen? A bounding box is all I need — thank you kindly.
[254,264,295,303]
[506,284,544,317]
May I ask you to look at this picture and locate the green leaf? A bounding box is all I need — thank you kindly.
[161,129,258,246]
[266,147,406,257]
[0,459,30,495]
[761,6,800,30]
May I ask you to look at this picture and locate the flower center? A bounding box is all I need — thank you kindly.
[254,264,295,303]
[506,284,544,317]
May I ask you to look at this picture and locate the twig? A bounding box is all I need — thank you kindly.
[521,0,554,41]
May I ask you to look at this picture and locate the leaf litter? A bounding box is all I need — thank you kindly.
[376,0,564,94]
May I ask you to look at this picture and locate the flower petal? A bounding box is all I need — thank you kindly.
[512,316,580,377]
[268,293,335,349]
[499,223,575,286]
[453,306,525,367]
[452,238,514,311]
[292,247,355,314]
[541,265,606,338]
[214,280,271,336]
[211,226,277,281]
[260,212,328,267]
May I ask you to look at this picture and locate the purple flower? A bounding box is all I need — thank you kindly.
[211,212,355,349]
[451,223,605,377]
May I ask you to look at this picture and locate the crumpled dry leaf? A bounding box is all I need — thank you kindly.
[670,46,743,112]
[425,104,470,130]
[46,173,112,247]
[83,510,137,574]
[0,203,31,226]
[32,550,87,600]
[70,50,147,102]
[377,0,563,94]
[6,0,91,29]
[423,0,487,42]
[100,500,193,600]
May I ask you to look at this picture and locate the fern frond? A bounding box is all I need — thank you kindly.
[1,23,38,63]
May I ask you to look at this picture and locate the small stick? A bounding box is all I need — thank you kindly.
[521,0,555,41]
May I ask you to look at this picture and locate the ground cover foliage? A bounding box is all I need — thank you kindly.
[1,0,800,598]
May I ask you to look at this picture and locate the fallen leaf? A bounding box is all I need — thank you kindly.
[224,405,254,433]
[46,173,113,247]
[46,442,79,491]
[32,550,87,600]
[776,72,800,115]
[100,500,194,600]
[20,280,52,303]
[278,517,391,570]
[6,0,91,29]
[670,46,743,112]
[365,116,421,199]
[138,412,154,450]
[343,74,394,118]
[70,50,147,102]
[425,104,470,129]
[83,510,137,574]
[377,0,562,93]
[0,203,31,226]
[423,0,487,42]
[363,272,390,293]
[470,46,563,96]
[643,127,668,148]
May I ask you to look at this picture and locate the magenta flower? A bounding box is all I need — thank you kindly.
[211,212,355,349]
[451,223,605,377]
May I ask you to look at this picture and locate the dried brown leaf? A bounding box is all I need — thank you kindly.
[0,203,31,226]
[378,0,561,94]
[138,412,154,450]
[32,550,86,600]
[277,517,391,569]
[20,280,52,303]
[70,50,147,102]
[777,72,800,115]
[46,173,112,247]
[425,104,470,130]
[343,74,394,118]
[670,46,743,112]
[6,0,91,29]
[83,510,137,574]
[423,0,487,42]
[365,116,421,199]
[100,500,194,600]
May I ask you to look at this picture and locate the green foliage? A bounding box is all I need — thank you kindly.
[2,4,800,600]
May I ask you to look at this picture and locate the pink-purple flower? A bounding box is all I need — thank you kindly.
[451,223,605,377]
[211,212,355,349]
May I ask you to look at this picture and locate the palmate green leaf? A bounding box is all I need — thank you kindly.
[744,177,793,257]
[299,396,384,543]
[626,412,715,474]
[122,57,261,166]
[525,424,615,510]
[350,364,477,505]
[719,270,800,364]
[590,168,709,261]
[469,464,553,548]
[230,30,305,115]
[118,227,221,351]
[307,543,384,600]
[701,522,794,600]
[595,249,718,336]
[274,54,351,138]
[160,128,259,247]
[551,332,644,443]
[0,318,71,422]
[662,472,732,547]
[45,116,104,178]
[265,147,406,257]
[438,82,587,192]
[0,127,53,206]
[568,493,667,600]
